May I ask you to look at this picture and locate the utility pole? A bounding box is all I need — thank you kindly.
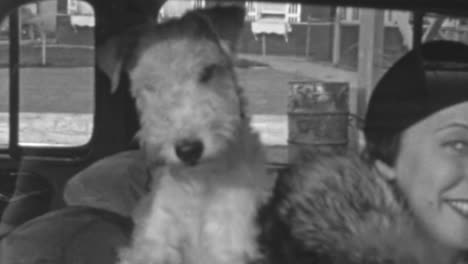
[346,8,384,151]
[35,2,47,65]
[357,8,384,116]
[332,7,341,65]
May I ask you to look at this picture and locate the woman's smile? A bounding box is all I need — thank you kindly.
[445,199,468,218]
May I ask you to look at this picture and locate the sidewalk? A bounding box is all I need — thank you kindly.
[0,113,92,147]
[251,114,287,146]
[239,54,358,88]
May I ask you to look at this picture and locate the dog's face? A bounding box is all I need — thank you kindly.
[98,7,247,167]
[133,32,243,168]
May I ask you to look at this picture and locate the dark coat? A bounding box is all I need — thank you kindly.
[0,206,132,264]
[257,151,451,264]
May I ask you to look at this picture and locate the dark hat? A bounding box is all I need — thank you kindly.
[364,40,468,145]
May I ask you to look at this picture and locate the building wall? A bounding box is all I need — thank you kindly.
[52,0,407,69]
[160,0,195,18]
[337,24,407,69]
[37,0,58,33]
[239,22,332,60]
[205,0,245,7]
[56,17,93,44]
[238,22,407,70]
[300,5,333,22]
[56,0,93,45]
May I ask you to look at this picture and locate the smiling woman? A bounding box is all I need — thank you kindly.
[394,102,468,250]
[364,40,468,262]
[258,40,468,264]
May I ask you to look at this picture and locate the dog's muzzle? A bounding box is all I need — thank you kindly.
[175,139,204,166]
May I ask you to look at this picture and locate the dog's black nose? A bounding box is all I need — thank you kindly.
[175,140,204,166]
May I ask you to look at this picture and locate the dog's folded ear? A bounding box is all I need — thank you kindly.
[97,29,140,93]
[185,6,246,55]
[97,36,126,94]
[97,6,246,93]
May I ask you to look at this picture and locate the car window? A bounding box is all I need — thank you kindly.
[422,13,468,44]
[0,15,9,148]
[2,0,463,161]
[157,1,468,164]
[158,1,405,163]
[0,0,95,148]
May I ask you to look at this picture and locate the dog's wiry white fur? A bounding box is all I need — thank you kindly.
[132,38,243,166]
[98,7,274,264]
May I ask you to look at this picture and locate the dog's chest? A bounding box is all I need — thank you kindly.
[150,173,259,263]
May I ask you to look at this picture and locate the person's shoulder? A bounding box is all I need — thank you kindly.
[74,150,147,179]
[63,150,150,217]
[458,252,468,264]
[96,150,145,166]
[1,206,132,264]
[258,151,445,264]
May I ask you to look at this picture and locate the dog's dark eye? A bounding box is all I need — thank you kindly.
[199,64,218,83]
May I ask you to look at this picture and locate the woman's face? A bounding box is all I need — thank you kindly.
[390,101,468,249]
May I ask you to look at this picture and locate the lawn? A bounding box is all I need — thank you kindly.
[0,44,313,162]
[0,43,268,68]
[0,44,309,115]
[0,67,308,115]
[0,44,94,67]
[238,67,311,115]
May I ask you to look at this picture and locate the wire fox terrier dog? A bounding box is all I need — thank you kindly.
[98,6,275,264]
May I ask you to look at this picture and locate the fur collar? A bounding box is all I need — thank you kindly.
[257,151,452,264]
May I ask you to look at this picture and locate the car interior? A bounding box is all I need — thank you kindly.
[0,0,467,262]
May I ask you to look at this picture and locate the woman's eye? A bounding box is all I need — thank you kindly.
[444,140,468,154]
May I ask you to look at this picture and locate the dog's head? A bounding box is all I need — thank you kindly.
[98,6,247,167]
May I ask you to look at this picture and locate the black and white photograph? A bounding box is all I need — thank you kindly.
[0,0,468,263]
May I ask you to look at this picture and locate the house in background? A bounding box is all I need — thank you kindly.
[1,0,94,42]
[159,0,245,20]
[245,2,302,23]
[159,0,205,21]
[66,0,94,27]
[55,0,94,44]
[1,0,58,40]
[3,0,467,68]
[153,1,409,66]
[30,0,58,34]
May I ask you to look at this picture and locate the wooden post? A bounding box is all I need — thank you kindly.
[332,7,341,66]
[357,8,384,112]
[349,9,384,150]
[36,2,46,65]
[305,22,311,58]
[262,34,266,56]
[412,11,424,50]
[423,16,446,42]
[40,29,46,65]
